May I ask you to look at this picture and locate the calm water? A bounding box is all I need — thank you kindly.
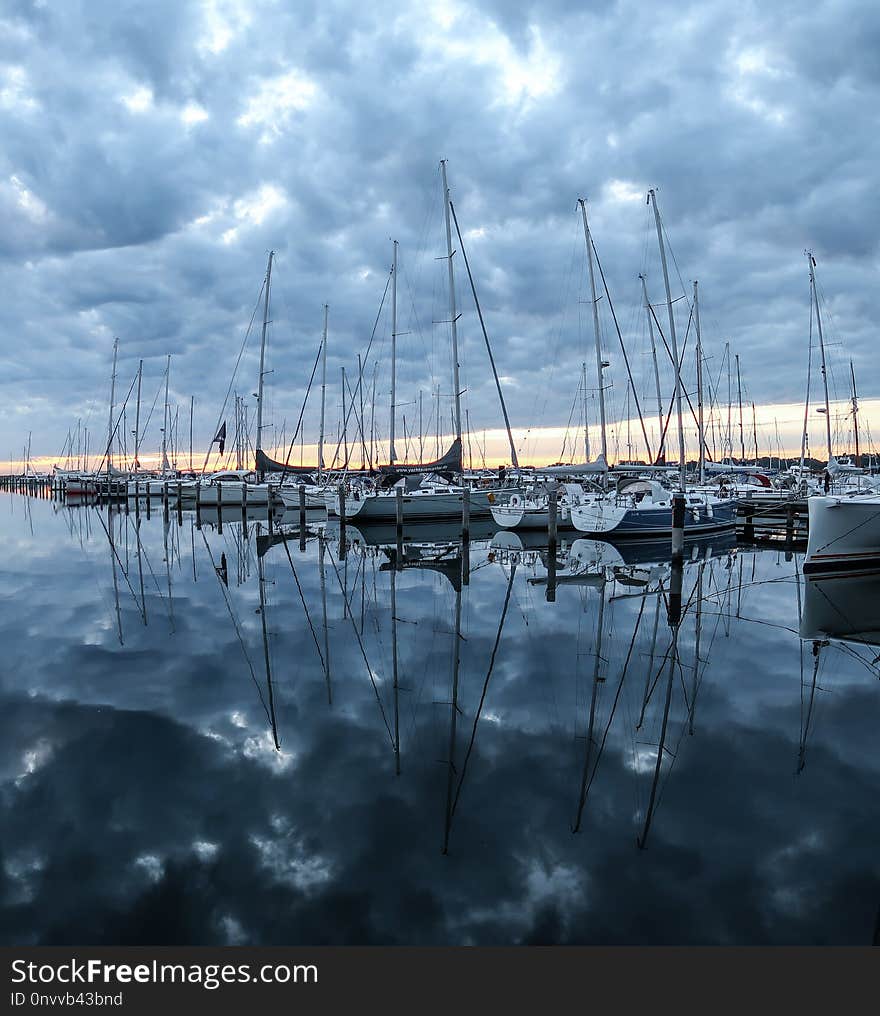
[2,492,879,945]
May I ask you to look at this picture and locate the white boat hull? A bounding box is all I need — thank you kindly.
[804,494,880,572]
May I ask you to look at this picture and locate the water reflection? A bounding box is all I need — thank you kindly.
[2,492,879,945]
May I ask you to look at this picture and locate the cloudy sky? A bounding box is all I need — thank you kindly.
[2,0,878,470]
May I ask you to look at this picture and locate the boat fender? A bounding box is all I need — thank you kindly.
[706,503,714,518]
[488,492,496,504]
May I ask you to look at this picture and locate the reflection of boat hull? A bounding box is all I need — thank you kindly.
[326,487,513,522]
[173,482,273,506]
[278,485,328,510]
[490,502,573,529]
[800,569,880,646]
[804,494,880,572]
[325,516,497,547]
[570,497,737,536]
[571,531,736,568]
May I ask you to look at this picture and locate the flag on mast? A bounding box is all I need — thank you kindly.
[212,421,227,455]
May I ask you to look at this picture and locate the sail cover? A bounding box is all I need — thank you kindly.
[256,449,319,476]
[376,438,462,485]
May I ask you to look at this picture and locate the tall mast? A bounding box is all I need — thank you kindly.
[582,361,590,462]
[107,337,119,474]
[255,250,274,476]
[358,353,366,470]
[736,353,745,462]
[390,239,398,464]
[725,342,732,461]
[341,366,348,468]
[318,304,328,480]
[640,274,665,463]
[649,189,686,490]
[850,360,860,463]
[439,161,463,450]
[134,359,143,476]
[162,354,170,475]
[189,395,194,473]
[578,198,608,464]
[807,252,833,465]
[693,281,705,483]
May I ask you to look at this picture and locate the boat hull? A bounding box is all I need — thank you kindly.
[804,494,880,572]
[570,496,737,536]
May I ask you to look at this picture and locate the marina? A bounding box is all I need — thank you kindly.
[2,486,878,945]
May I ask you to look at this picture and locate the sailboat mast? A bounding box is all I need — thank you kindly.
[807,252,833,465]
[162,354,170,475]
[318,303,328,480]
[439,161,463,450]
[256,250,274,476]
[108,337,119,474]
[578,199,608,465]
[189,395,194,474]
[341,366,348,468]
[134,359,143,476]
[582,361,590,461]
[389,239,398,464]
[736,354,745,462]
[850,359,860,463]
[640,274,664,463]
[649,189,686,490]
[693,281,705,483]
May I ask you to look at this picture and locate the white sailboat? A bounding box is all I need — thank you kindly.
[568,191,736,537]
[329,162,516,524]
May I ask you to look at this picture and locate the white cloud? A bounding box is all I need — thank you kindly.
[237,70,317,141]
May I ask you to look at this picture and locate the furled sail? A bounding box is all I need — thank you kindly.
[375,438,463,485]
[255,449,319,475]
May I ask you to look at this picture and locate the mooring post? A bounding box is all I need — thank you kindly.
[396,485,404,541]
[177,481,183,525]
[338,482,346,558]
[671,491,685,563]
[743,501,755,543]
[546,489,558,602]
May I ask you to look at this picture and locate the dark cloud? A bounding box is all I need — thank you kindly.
[1,1,876,464]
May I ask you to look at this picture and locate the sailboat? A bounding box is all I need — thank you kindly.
[327,162,516,524]
[569,191,736,537]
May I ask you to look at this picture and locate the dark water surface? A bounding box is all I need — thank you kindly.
[2,493,878,945]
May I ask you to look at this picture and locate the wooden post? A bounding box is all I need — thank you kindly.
[177,481,183,525]
[299,483,307,552]
[671,491,685,562]
[743,502,755,543]
[338,482,346,558]
[217,481,223,533]
[194,481,201,528]
[461,487,470,585]
[546,488,558,602]
[396,486,404,542]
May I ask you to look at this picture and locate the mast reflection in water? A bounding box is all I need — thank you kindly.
[1,493,879,946]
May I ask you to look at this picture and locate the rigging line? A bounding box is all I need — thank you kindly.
[202,279,265,475]
[276,339,323,480]
[451,560,517,817]
[326,267,393,473]
[450,199,519,467]
[326,548,396,746]
[577,593,648,823]
[280,538,326,671]
[590,236,652,462]
[93,508,144,615]
[199,528,273,726]
[92,370,140,475]
[137,370,166,448]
